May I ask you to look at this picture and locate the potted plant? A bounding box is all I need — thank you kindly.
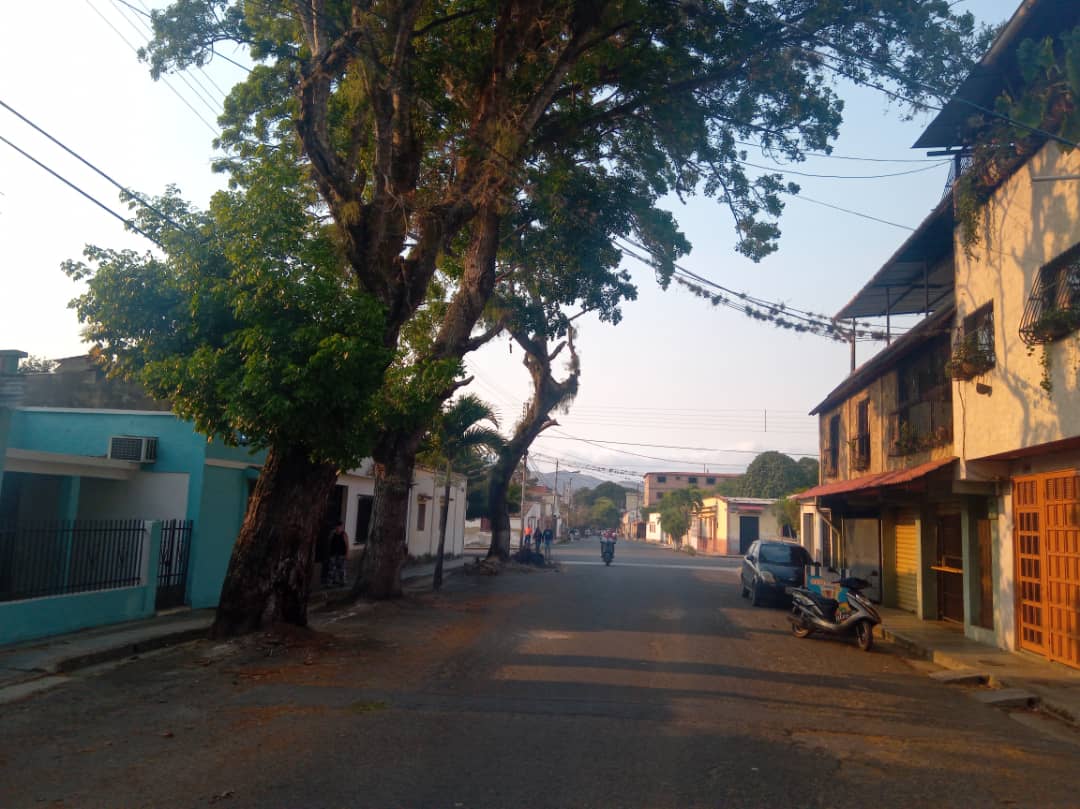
[1030,307,1080,343]
[946,332,994,380]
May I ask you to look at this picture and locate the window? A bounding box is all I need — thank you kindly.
[1020,245,1080,344]
[656,475,667,483]
[890,334,952,455]
[825,415,840,476]
[950,303,996,379]
[706,477,716,485]
[688,476,698,484]
[759,543,812,566]
[853,399,870,470]
[416,501,427,531]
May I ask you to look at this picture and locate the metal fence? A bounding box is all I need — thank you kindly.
[0,520,146,603]
[155,519,192,610]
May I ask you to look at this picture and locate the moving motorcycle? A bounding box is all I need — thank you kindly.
[600,538,615,566]
[787,576,880,651]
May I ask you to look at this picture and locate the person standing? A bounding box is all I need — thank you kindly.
[523,525,533,551]
[543,526,553,559]
[327,521,349,586]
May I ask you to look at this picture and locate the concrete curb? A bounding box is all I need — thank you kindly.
[878,623,1079,728]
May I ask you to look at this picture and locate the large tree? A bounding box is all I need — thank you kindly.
[142,0,989,611]
[64,156,390,636]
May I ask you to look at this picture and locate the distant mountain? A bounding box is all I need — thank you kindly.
[533,470,639,494]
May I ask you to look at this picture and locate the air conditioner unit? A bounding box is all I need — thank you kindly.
[108,435,158,463]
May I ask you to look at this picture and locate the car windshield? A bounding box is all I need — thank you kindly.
[759,544,810,566]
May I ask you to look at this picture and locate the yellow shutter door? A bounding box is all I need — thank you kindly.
[895,518,919,613]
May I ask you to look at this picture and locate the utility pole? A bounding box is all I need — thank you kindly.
[520,449,528,549]
[553,458,559,536]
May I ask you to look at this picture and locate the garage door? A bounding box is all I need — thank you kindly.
[895,517,919,613]
[1014,471,1080,670]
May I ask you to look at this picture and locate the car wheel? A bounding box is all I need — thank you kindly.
[749,578,763,607]
[855,621,874,651]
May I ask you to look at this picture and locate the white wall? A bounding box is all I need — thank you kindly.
[338,464,467,560]
[78,472,189,521]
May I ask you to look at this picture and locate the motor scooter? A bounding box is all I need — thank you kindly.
[787,576,880,651]
[600,538,615,566]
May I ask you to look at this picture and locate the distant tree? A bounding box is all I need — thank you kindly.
[16,356,56,374]
[739,452,807,498]
[656,488,703,547]
[589,498,621,531]
[796,457,821,489]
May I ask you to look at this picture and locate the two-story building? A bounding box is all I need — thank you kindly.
[801,0,1080,669]
[642,471,737,507]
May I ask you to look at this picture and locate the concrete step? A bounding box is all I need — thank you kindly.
[970,688,1039,709]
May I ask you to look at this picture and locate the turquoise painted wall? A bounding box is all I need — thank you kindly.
[189,465,253,608]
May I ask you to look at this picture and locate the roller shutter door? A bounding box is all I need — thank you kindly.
[895,517,919,613]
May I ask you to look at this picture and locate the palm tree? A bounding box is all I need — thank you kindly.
[422,394,504,589]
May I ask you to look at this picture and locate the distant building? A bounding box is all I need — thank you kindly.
[642,471,738,507]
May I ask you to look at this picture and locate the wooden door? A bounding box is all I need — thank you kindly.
[1043,473,1080,667]
[936,513,964,623]
[1014,476,1046,655]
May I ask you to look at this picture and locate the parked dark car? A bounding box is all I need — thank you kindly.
[740,540,813,606]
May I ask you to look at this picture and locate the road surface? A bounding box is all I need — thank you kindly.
[0,538,1075,808]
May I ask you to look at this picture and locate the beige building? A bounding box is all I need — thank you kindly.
[800,0,1080,670]
[642,471,737,507]
[689,496,781,555]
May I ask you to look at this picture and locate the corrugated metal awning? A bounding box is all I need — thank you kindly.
[794,456,957,501]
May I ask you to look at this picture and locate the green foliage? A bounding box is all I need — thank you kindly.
[63,156,391,468]
[954,26,1080,252]
[421,394,504,476]
[655,487,703,545]
[574,481,631,511]
[771,497,801,538]
[738,452,816,498]
[946,332,995,380]
[589,497,621,530]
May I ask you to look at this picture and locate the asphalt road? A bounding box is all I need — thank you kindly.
[1,538,1076,808]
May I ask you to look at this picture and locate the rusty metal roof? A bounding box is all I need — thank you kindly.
[794,456,957,501]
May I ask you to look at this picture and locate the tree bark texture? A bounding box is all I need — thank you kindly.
[211,444,339,638]
[351,431,423,599]
[487,327,579,560]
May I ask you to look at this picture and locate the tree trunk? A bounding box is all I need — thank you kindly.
[486,325,579,560]
[433,460,452,590]
[486,458,515,560]
[211,444,338,638]
[351,431,422,599]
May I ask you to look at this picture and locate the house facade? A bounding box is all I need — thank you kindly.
[800,0,1080,669]
[1,357,468,644]
[642,471,736,507]
[689,496,781,555]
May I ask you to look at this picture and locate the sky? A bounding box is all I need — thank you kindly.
[0,0,1021,488]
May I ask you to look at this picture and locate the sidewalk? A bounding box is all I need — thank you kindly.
[0,608,215,701]
[878,606,1080,726]
[1,557,470,702]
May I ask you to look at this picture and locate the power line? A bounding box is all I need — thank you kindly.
[0,132,162,248]
[0,97,198,238]
[85,0,220,136]
[733,140,941,164]
[738,158,950,180]
[543,431,818,457]
[785,193,916,231]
